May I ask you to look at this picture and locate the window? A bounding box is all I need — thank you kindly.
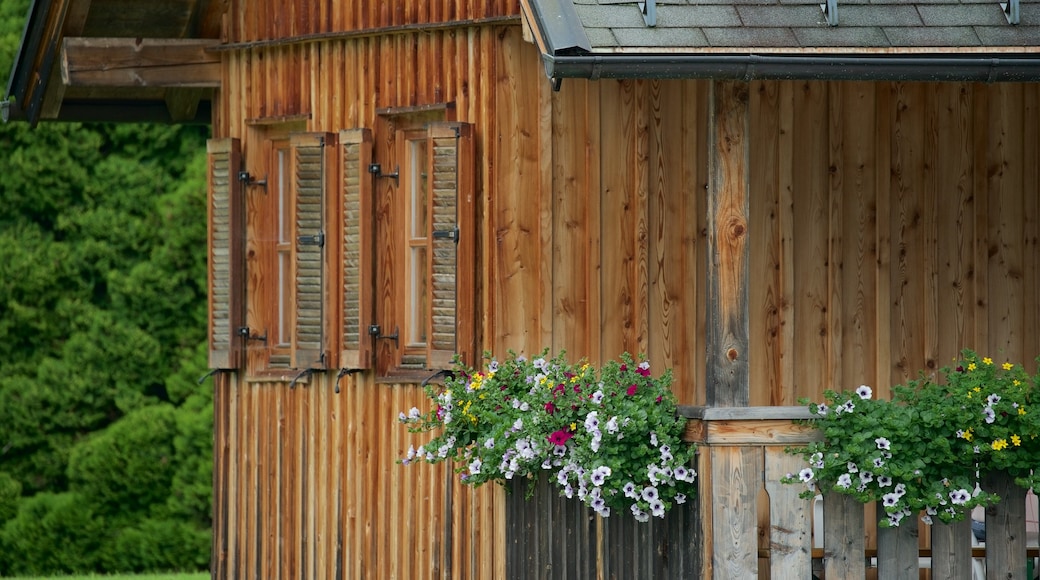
[206,120,475,379]
[375,120,476,374]
[211,129,338,376]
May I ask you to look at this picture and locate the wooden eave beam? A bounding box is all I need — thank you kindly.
[60,37,221,88]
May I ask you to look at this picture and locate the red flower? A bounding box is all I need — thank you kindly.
[547,429,573,446]
[545,402,556,415]
[627,384,638,396]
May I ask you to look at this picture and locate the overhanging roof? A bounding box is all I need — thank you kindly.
[4,0,224,125]
[520,0,1040,87]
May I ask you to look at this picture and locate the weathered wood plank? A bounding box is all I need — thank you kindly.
[789,80,830,402]
[822,492,865,579]
[875,503,919,579]
[61,37,223,87]
[930,518,974,580]
[764,448,812,579]
[984,471,1029,580]
[710,445,762,577]
[706,79,751,407]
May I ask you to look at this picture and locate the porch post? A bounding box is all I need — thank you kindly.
[705,79,750,408]
[701,79,754,579]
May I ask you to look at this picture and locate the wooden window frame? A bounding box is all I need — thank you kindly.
[376,120,476,377]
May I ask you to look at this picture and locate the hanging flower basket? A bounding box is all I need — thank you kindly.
[785,349,1040,527]
[399,350,697,521]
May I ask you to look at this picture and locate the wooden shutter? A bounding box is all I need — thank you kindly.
[426,122,476,369]
[339,129,375,370]
[290,132,336,370]
[207,138,244,369]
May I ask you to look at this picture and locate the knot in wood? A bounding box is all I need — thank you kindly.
[727,218,746,239]
[727,348,739,362]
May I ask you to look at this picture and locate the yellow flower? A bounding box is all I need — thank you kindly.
[962,429,973,441]
[992,439,1008,451]
[983,357,993,365]
[1012,434,1022,446]
[1019,407,1027,415]
[570,422,577,431]
[1014,380,1022,386]
[968,363,977,371]
[973,386,981,393]
[1003,362,1014,371]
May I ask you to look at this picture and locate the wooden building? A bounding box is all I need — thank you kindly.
[6,0,1040,577]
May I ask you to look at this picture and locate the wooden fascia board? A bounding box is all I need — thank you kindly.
[60,37,221,88]
[5,0,73,125]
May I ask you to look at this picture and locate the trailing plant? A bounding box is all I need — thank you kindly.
[399,350,697,521]
[785,350,1040,527]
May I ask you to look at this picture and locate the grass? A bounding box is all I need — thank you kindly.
[3,574,208,580]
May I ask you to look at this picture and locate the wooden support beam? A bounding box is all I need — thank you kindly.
[61,37,221,88]
[706,80,751,407]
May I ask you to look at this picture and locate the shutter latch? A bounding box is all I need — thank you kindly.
[432,227,459,244]
[298,232,325,247]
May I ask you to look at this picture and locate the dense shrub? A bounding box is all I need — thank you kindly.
[1,491,105,576]
[101,518,211,573]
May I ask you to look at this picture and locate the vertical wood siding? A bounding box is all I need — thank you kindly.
[211,8,1040,576]
[213,372,503,579]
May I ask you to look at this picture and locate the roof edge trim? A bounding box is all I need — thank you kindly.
[521,0,591,57]
[542,53,1040,86]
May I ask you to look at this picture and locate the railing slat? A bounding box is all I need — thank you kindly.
[764,449,813,579]
[984,471,1030,580]
[876,504,920,579]
[931,518,974,580]
[823,492,866,578]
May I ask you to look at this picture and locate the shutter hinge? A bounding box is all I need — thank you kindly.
[432,227,459,244]
[298,232,325,247]
[368,163,400,185]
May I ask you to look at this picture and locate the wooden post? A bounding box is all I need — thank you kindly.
[706,79,750,407]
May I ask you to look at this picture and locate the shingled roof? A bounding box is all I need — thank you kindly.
[520,0,1040,84]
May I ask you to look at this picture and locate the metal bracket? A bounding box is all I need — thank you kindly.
[197,368,220,384]
[335,367,362,393]
[821,0,838,26]
[238,326,268,344]
[368,163,400,185]
[432,227,460,244]
[638,0,656,27]
[1001,0,1019,24]
[237,170,268,190]
[368,324,399,348]
[289,367,313,389]
[298,232,325,247]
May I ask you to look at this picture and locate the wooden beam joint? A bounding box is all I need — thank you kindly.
[61,37,221,88]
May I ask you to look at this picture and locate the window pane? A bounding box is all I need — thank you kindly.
[410,139,428,238]
[409,246,427,346]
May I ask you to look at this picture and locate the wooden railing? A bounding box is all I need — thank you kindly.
[504,407,1038,579]
[682,406,1037,580]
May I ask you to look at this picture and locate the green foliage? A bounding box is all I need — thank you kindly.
[100,518,211,573]
[1,492,106,576]
[400,351,697,521]
[68,404,178,519]
[785,350,1040,528]
[0,472,20,524]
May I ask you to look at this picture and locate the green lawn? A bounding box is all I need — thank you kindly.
[3,574,207,580]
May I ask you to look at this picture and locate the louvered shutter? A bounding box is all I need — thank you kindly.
[426,122,476,369]
[290,132,335,370]
[207,138,245,369]
[339,129,375,370]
